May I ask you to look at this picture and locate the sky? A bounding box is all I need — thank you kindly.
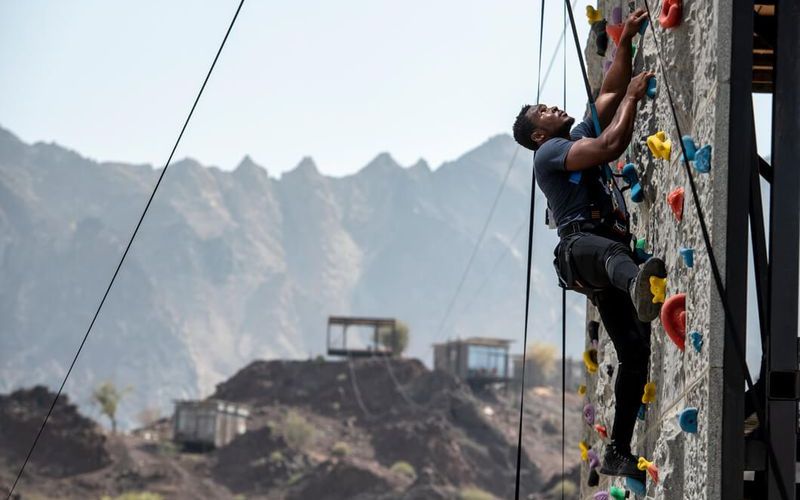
[0,0,598,177]
[1,2,775,177]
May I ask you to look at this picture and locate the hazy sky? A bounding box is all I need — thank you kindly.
[1,1,773,177]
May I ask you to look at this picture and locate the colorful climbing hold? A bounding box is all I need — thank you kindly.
[649,276,667,304]
[641,381,657,404]
[659,0,682,29]
[661,293,687,351]
[586,5,603,24]
[593,20,610,56]
[635,238,653,262]
[646,76,657,98]
[678,407,699,433]
[638,403,647,420]
[637,457,660,484]
[595,423,608,439]
[609,485,627,500]
[588,449,601,469]
[621,163,644,203]
[680,247,695,268]
[626,477,646,495]
[668,187,685,222]
[589,468,601,487]
[694,144,712,173]
[610,6,622,25]
[593,492,609,500]
[584,402,596,426]
[579,441,590,462]
[606,23,624,46]
[690,330,703,352]
[682,135,697,161]
[639,18,649,35]
[578,384,587,396]
[647,131,672,160]
[584,348,599,374]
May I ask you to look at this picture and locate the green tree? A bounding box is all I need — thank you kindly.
[378,320,410,355]
[92,381,130,434]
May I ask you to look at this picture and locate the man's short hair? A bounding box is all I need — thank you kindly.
[513,104,539,151]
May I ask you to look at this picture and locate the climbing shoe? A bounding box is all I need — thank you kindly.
[599,444,646,482]
[629,256,667,322]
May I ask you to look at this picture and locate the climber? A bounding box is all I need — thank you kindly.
[511,8,665,482]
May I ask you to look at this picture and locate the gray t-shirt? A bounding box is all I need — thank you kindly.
[534,116,619,229]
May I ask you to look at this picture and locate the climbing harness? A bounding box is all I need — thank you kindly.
[4,3,247,499]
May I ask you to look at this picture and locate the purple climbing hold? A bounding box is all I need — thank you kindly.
[588,449,601,469]
[593,492,610,500]
[611,6,623,24]
[584,403,596,426]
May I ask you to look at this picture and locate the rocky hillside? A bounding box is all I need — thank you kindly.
[1,359,582,500]
[0,125,586,425]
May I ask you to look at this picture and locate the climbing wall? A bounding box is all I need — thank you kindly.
[579,1,735,499]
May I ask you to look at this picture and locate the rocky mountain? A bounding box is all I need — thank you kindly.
[0,125,586,425]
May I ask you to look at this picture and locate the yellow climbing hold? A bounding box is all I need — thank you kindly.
[579,440,590,461]
[650,276,667,304]
[647,131,672,160]
[586,5,603,24]
[638,457,660,484]
[642,382,657,404]
[578,384,587,396]
[583,348,599,374]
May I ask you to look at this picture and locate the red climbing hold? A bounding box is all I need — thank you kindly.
[668,187,684,222]
[595,424,608,439]
[661,293,686,351]
[659,0,682,29]
[606,23,624,46]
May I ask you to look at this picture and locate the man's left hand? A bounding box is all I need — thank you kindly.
[621,8,649,41]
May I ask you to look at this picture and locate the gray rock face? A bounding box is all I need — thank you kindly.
[0,126,582,427]
[579,2,735,499]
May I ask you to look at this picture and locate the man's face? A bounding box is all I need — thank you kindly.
[531,104,574,144]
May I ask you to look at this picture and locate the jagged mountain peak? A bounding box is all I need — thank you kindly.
[360,152,401,173]
[283,156,320,179]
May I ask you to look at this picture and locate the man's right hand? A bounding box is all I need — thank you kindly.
[626,71,656,101]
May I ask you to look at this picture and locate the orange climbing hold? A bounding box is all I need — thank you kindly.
[595,423,608,439]
[606,23,624,46]
[659,0,682,29]
[638,457,660,484]
[661,293,687,351]
[647,131,672,160]
[668,187,685,221]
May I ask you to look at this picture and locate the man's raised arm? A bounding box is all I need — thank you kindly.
[595,8,649,129]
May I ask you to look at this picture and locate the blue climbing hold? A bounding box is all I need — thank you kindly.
[646,77,657,99]
[637,403,647,421]
[678,407,699,433]
[626,476,647,495]
[690,331,703,352]
[635,238,653,262]
[680,247,695,268]
[621,163,644,203]
[682,135,697,161]
[639,18,649,35]
[694,144,712,173]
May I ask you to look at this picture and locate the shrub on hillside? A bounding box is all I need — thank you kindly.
[459,486,496,500]
[390,461,417,480]
[279,411,315,450]
[331,441,350,457]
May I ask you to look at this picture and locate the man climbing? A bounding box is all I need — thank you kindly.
[512,8,665,481]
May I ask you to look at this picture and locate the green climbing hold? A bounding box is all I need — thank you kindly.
[609,485,627,500]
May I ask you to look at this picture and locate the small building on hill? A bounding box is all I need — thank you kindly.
[433,337,512,385]
[172,399,250,451]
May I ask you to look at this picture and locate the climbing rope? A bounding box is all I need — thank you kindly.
[379,351,425,411]
[4,3,246,499]
[513,0,547,497]
[638,2,790,498]
[346,351,375,420]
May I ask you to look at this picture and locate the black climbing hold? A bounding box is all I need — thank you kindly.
[588,468,600,487]
[588,321,600,343]
[606,364,615,377]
